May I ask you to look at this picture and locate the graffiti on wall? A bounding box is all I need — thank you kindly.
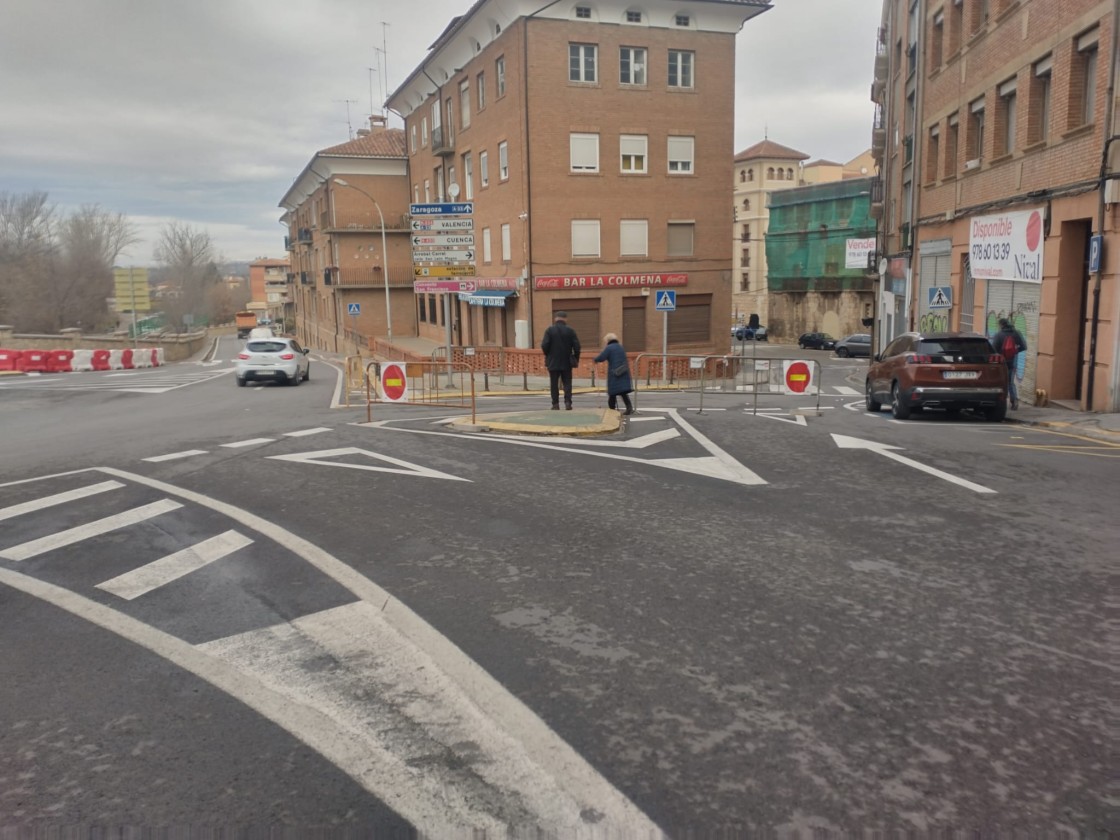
[986,308,1029,383]
[919,311,949,333]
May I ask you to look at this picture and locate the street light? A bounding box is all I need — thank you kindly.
[333,178,393,345]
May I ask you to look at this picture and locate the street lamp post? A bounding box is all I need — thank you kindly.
[333,178,393,346]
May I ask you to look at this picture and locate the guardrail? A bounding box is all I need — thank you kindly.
[364,360,477,424]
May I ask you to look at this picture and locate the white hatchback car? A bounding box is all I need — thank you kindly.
[236,338,310,386]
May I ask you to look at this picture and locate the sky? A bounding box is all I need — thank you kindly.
[0,0,881,267]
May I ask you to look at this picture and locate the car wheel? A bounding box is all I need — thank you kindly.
[985,402,1007,422]
[837,347,849,358]
[289,370,301,386]
[865,379,881,412]
[890,382,911,419]
[304,364,310,381]
[799,342,806,349]
[236,376,246,387]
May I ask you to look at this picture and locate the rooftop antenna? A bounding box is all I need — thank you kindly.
[333,98,358,138]
[368,65,378,116]
[380,21,390,117]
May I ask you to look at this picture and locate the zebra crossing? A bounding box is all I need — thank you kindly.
[0,366,234,393]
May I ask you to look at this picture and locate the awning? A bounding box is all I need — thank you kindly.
[458,290,517,307]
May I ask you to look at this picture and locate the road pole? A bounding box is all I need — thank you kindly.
[130,267,137,348]
[661,310,668,385]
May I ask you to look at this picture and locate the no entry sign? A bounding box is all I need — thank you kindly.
[782,360,815,394]
[380,362,408,402]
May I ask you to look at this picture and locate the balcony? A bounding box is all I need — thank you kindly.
[328,212,411,232]
[431,125,455,157]
[284,235,293,251]
[297,228,313,244]
[335,265,418,288]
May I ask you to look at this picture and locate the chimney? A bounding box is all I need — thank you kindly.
[369,114,387,132]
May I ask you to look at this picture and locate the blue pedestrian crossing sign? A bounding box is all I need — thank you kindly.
[928,286,952,309]
[654,290,677,311]
[347,303,361,315]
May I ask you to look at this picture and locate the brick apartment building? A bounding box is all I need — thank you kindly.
[873,0,1119,411]
[387,0,771,354]
[247,258,291,326]
[279,120,411,354]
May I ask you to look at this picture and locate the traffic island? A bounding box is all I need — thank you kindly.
[448,407,622,436]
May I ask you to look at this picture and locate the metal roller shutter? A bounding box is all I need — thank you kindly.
[622,298,647,351]
[917,239,952,332]
[985,279,1040,406]
[553,302,600,348]
[668,294,711,345]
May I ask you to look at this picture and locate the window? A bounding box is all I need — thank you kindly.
[620,134,647,173]
[482,227,492,263]
[948,0,963,55]
[480,150,489,186]
[619,219,648,256]
[767,167,774,179]
[1074,28,1099,127]
[740,271,749,292]
[776,169,784,181]
[742,223,751,241]
[501,223,511,262]
[460,81,471,129]
[463,153,474,200]
[787,167,794,179]
[998,78,1016,155]
[448,165,457,196]
[620,47,647,85]
[667,222,694,257]
[945,113,959,175]
[625,10,642,23]
[741,248,750,266]
[496,56,506,97]
[421,117,428,146]
[930,11,944,70]
[498,141,509,180]
[739,169,745,183]
[926,124,939,182]
[576,5,591,17]
[572,220,601,258]
[413,184,419,204]
[747,168,753,181]
[570,133,599,172]
[445,97,454,145]
[668,136,694,173]
[570,43,597,82]
[435,166,445,201]
[424,179,431,202]
[668,50,693,88]
[410,124,417,153]
[1029,56,1052,144]
[477,71,486,110]
[969,97,985,161]
[674,14,689,26]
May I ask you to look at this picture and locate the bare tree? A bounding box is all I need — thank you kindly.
[154,221,221,329]
[50,205,139,332]
[0,191,55,329]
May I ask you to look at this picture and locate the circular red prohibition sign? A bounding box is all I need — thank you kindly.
[785,361,812,393]
[381,363,407,401]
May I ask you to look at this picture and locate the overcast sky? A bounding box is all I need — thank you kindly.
[0,0,881,266]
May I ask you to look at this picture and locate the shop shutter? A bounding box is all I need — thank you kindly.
[985,278,1041,405]
[668,294,711,345]
[917,240,952,332]
[622,298,647,351]
[554,301,600,348]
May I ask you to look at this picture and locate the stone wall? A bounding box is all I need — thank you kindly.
[0,326,209,362]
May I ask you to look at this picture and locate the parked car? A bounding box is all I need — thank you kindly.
[733,324,768,342]
[236,337,310,387]
[798,332,836,350]
[865,332,1008,420]
[834,333,872,358]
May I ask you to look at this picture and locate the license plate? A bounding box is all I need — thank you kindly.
[942,370,979,380]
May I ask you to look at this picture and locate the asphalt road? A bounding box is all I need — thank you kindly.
[0,336,1115,836]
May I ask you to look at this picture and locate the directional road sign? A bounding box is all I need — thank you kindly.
[410,202,474,216]
[412,233,475,248]
[414,265,476,277]
[411,218,475,232]
[412,249,476,262]
[654,290,677,311]
[347,303,360,315]
[414,279,478,293]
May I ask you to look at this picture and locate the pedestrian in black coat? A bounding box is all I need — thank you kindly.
[541,311,580,409]
[593,333,634,415]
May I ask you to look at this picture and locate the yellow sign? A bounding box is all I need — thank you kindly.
[113,267,151,311]
[413,264,476,277]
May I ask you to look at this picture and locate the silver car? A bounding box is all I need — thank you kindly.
[236,338,310,386]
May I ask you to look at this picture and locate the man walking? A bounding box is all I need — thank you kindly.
[993,317,1027,409]
[541,311,580,410]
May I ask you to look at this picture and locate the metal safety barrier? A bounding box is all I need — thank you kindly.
[632,352,823,415]
[365,360,477,424]
[343,355,368,407]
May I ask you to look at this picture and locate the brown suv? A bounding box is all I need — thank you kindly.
[866,332,1009,421]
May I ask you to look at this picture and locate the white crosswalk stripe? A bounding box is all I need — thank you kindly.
[0,499,183,561]
[96,530,253,600]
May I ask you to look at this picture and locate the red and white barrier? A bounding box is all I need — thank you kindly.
[0,347,162,374]
[71,349,94,371]
[0,349,21,371]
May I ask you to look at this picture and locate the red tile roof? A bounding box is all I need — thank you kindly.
[734,139,810,162]
[319,128,406,159]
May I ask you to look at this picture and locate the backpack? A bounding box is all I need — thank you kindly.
[1000,332,1018,361]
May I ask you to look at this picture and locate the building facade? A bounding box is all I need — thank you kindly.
[279,118,412,354]
[247,258,291,326]
[873,0,1119,411]
[388,0,771,354]
[765,177,878,340]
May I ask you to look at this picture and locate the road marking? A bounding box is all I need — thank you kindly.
[832,385,861,395]
[0,480,124,522]
[477,427,680,449]
[752,413,807,426]
[268,447,471,481]
[0,466,659,833]
[142,450,208,462]
[221,438,276,448]
[284,427,332,437]
[96,530,253,600]
[831,434,996,494]
[997,443,1120,457]
[0,498,183,561]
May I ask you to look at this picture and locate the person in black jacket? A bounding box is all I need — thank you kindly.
[541,311,580,410]
[593,333,634,415]
[993,317,1027,409]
